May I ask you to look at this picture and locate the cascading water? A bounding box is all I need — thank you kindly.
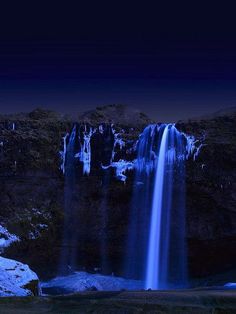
[59,123,117,275]
[59,125,78,274]
[125,124,159,279]
[125,123,198,289]
[58,122,198,289]
[59,124,96,274]
[145,124,188,289]
[92,124,115,274]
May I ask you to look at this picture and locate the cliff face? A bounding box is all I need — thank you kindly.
[178,111,236,278]
[0,105,236,282]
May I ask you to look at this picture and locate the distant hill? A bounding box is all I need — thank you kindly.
[0,107,64,122]
[78,104,153,125]
[179,106,236,123]
[0,105,153,126]
[204,106,236,118]
[2,104,236,125]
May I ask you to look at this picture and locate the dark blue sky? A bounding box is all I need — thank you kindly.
[0,3,236,121]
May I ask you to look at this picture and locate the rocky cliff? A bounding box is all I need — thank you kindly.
[0,105,236,284]
[178,109,236,279]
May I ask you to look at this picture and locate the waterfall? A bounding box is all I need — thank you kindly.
[95,124,115,274]
[59,124,116,275]
[145,124,188,289]
[59,125,78,274]
[59,124,96,274]
[58,122,198,284]
[125,123,197,288]
[125,124,159,279]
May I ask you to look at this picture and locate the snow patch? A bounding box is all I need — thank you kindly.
[0,256,39,297]
[193,143,206,161]
[102,159,134,182]
[0,225,19,253]
[98,125,104,134]
[224,282,236,289]
[75,126,96,175]
[111,126,125,161]
[28,223,48,240]
[41,271,142,294]
[185,134,205,161]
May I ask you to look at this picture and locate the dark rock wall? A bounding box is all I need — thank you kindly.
[0,107,236,282]
[178,112,236,278]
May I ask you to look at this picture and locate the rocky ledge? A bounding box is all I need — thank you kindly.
[0,256,40,296]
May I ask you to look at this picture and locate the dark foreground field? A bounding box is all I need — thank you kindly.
[1,289,236,313]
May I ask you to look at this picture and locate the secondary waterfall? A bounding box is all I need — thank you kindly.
[125,124,159,279]
[59,123,116,275]
[59,125,78,274]
[145,124,188,289]
[59,124,95,274]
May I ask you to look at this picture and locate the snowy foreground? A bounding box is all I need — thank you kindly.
[224,283,236,288]
[42,272,143,295]
[41,272,236,296]
[0,225,19,253]
[0,256,39,297]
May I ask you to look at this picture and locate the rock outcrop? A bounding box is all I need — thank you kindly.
[0,256,40,296]
[178,109,236,277]
[41,272,142,295]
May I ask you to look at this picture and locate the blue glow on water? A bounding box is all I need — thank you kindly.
[125,124,159,280]
[145,124,170,289]
[59,125,78,274]
[125,123,198,289]
[145,124,188,289]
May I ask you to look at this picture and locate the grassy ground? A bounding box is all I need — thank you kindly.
[1,289,236,313]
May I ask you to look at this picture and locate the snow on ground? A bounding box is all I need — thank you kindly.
[224,283,236,288]
[42,271,143,294]
[0,225,19,253]
[0,256,39,297]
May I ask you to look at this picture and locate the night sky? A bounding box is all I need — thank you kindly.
[0,3,236,121]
